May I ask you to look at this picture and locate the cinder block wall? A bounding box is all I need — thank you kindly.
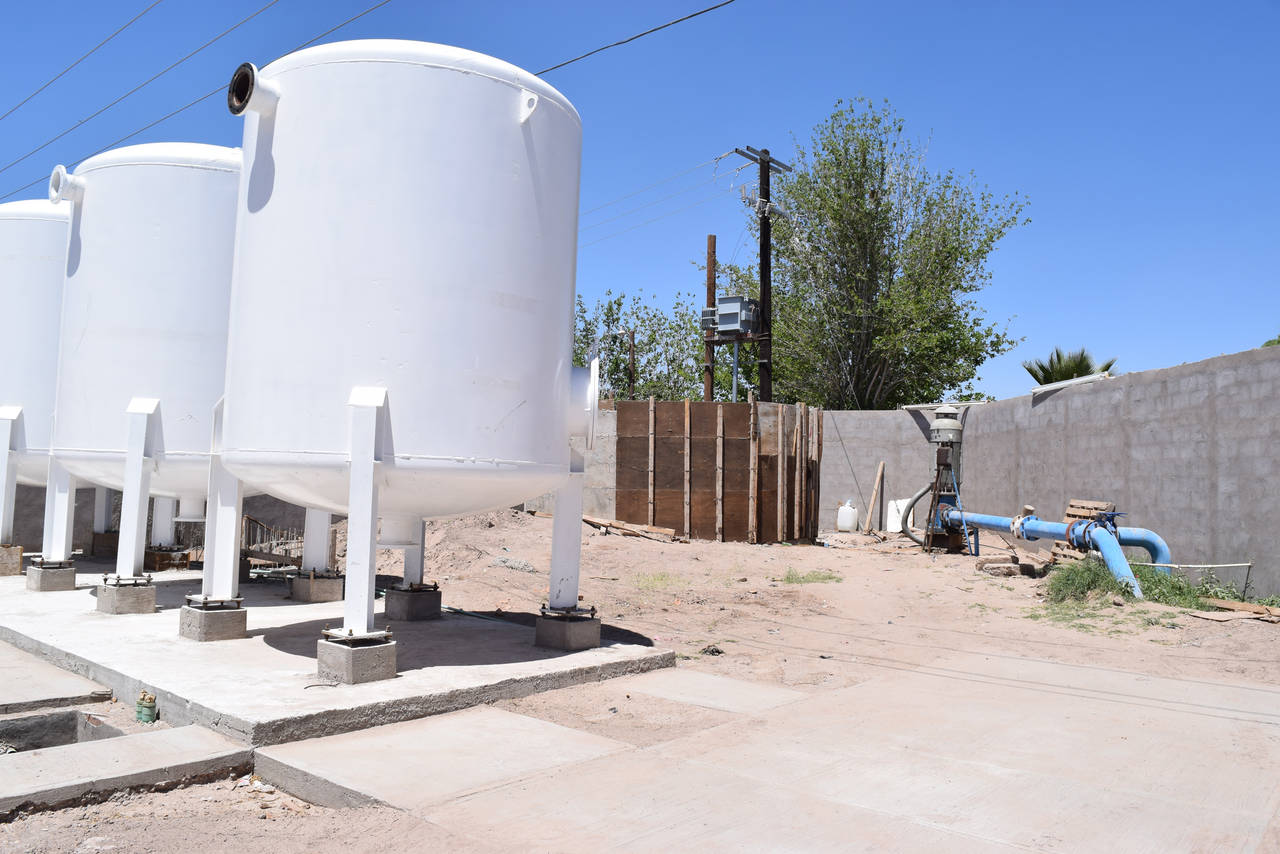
[821,346,1280,595]
[523,407,617,519]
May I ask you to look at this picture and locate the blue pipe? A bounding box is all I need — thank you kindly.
[941,509,1147,599]
[1117,527,1172,570]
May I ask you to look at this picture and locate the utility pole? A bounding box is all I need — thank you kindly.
[733,146,791,402]
[703,234,716,402]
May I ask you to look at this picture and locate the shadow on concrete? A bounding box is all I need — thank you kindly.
[254,611,656,673]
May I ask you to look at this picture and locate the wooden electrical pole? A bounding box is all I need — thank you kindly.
[733,147,791,403]
[703,234,716,402]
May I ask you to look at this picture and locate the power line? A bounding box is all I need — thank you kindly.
[580,162,749,231]
[581,181,754,249]
[581,152,731,216]
[0,0,395,203]
[0,0,285,180]
[0,0,167,125]
[536,0,737,75]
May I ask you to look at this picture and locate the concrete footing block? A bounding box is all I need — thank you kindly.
[95,584,157,615]
[316,639,397,684]
[290,575,343,603]
[385,587,442,621]
[535,616,601,651]
[26,565,76,592]
[0,545,22,577]
[179,606,247,641]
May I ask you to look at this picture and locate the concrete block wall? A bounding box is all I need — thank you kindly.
[523,408,617,520]
[821,346,1280,596]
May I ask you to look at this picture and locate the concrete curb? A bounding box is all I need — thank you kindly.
[0,726,252,820]
[253,751,384,809]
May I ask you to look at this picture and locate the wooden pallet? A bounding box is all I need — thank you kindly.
[1049,499,1116,564]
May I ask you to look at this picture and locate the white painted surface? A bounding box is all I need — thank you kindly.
[0,201,69,487]
[220,40,583,520]
[47,143,240,500]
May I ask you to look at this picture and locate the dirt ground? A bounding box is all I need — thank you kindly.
[4,510,1277,852]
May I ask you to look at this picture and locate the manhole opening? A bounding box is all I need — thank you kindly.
[0,710,125,754]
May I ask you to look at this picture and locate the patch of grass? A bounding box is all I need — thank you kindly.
[634,572,680,591]
[780,568,842,584]
[1046,558,1245,610]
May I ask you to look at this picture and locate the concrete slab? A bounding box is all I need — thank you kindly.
[289,575,343,603]
[0,564,672,745]
[0,641,110,713]
[256,706,627,809]
[623,668,806,713]
[0,725,251,819]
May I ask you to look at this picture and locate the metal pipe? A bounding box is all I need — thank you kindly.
[1117,527,1172,569]
[941,508,1148,600]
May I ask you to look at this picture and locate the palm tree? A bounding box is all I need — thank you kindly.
[1022,347,1117,385]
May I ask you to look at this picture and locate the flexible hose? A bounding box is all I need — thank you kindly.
[900,484,931,546]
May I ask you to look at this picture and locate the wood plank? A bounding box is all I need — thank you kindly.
[1203,598,1280,617]
[864,461,885,532]
[776,405,785,542]
[812,407,823,540]
[792,407,802,542]
[716,404,725,542]
[647,396,655,527]
[683,399,691,539]
[748,394,758,544]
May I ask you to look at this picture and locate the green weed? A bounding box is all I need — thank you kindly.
[780,568,842,584]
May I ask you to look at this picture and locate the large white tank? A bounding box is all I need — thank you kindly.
[219,40,583,528]
[47,143,240,505]
[0,200,69,486]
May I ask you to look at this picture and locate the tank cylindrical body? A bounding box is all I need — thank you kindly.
[220,41,583,521]
[48,143,240,500]
[0,200,69,486]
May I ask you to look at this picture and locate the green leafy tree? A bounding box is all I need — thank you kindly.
[1263,334,1280,347]
[722,98,1025,409]
[573,287,756,402]
[1022,347,1117,385]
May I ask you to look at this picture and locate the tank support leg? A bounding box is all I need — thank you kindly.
[0,408,21,545]
[115,398,162,580]
[548,468,584,610]
[402,520,425,587]
[181,399,246,639]
[302,508,331,573]
[42,458,77,564]
[536,451,599,651]
[340,387,391,638]
[92,488,110,535]
[150,497,177,547]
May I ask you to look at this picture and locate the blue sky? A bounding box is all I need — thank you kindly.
[3,0,1277,401]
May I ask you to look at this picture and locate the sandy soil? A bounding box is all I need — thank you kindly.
[5,510,1277,851]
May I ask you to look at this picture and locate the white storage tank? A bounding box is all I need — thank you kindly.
[219,41,583,526]
[0,200,69,487]
[43,143,240,564]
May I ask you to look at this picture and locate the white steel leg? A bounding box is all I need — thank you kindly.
[201,400,242,602]
[343,387,388,636]
[116,398,161,579]
[548,469,585,610]
[92,488,110,534]
[403,520,425,586]
[150,497,176,547]
[302,508,331,573]
[43,458,77,563]
[0,409,20,545]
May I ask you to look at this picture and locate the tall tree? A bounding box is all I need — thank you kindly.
[724,98,1025,409]
[573,288,751,401]
[1022,347,1117,384]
